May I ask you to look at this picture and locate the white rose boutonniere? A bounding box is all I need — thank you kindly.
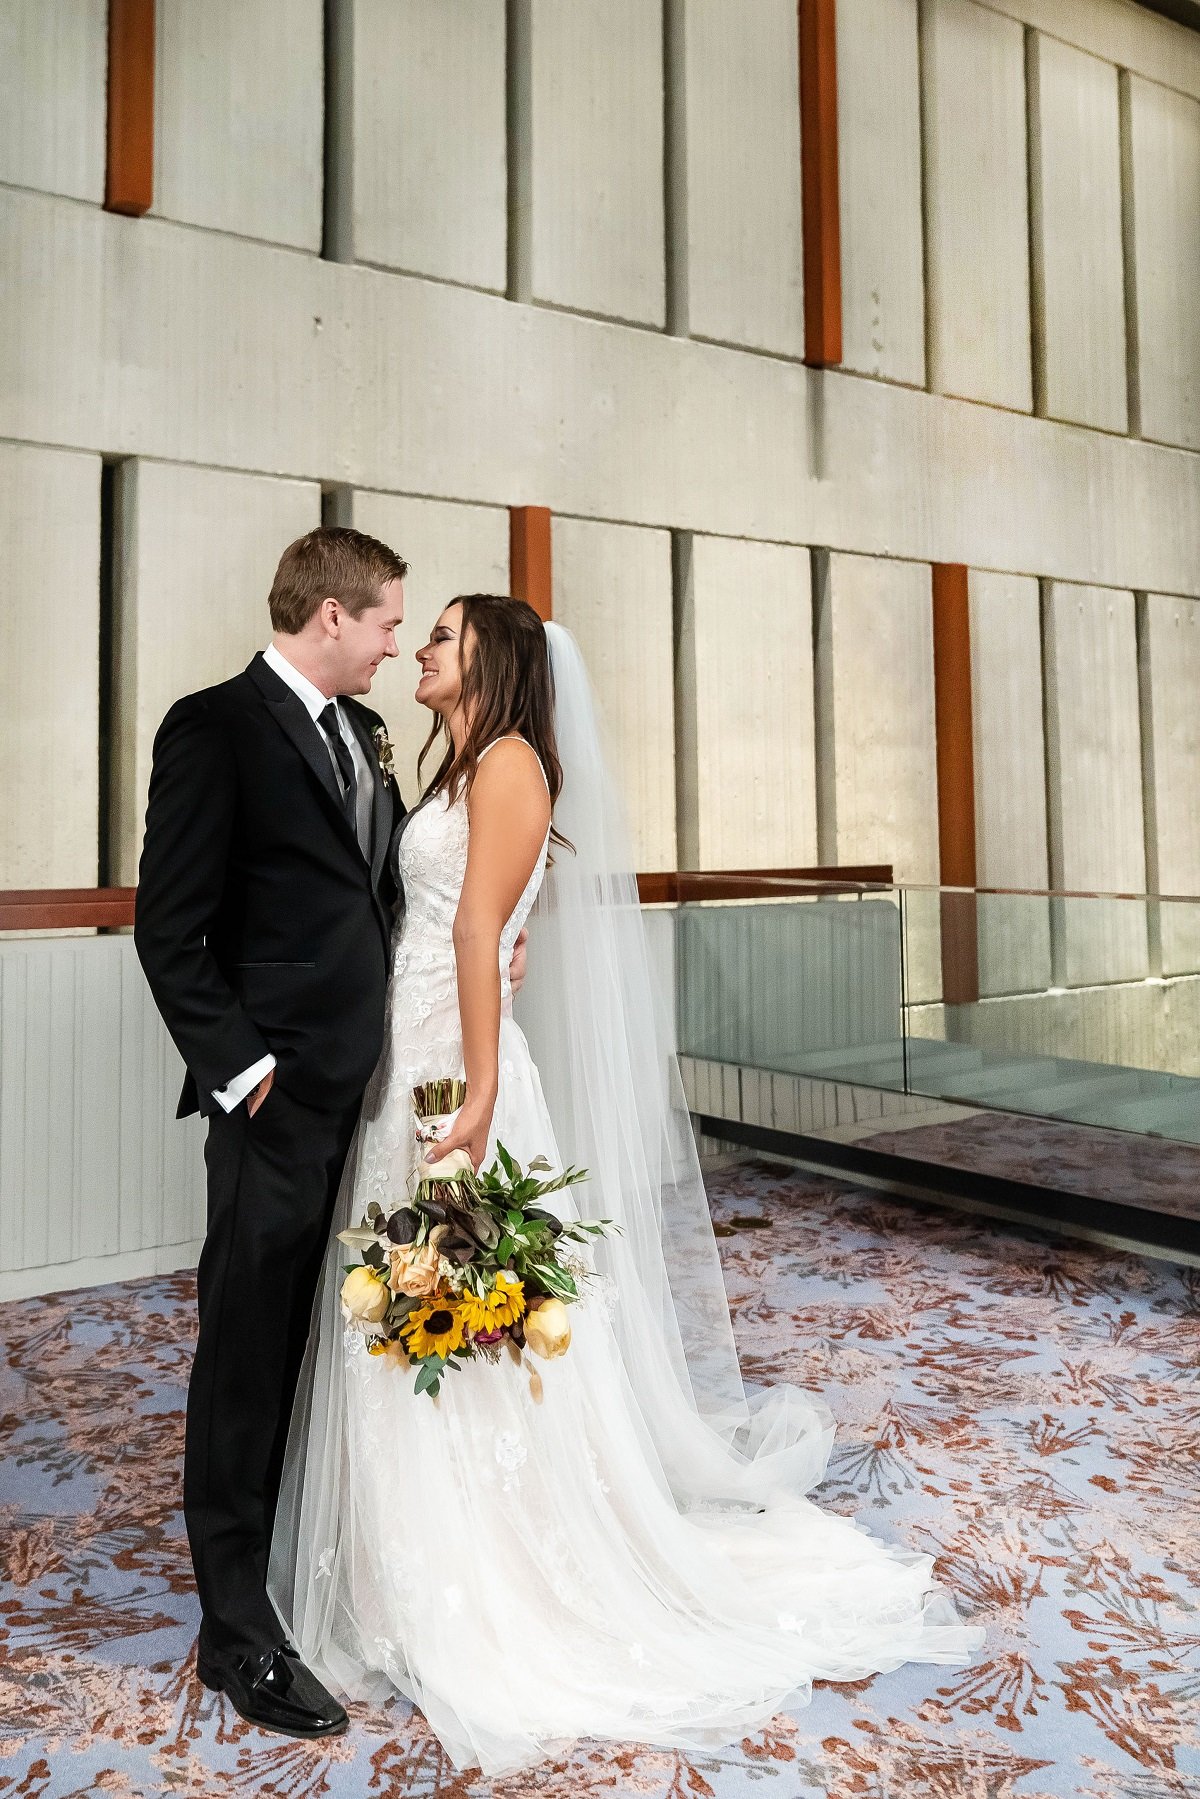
[372,725,396,787]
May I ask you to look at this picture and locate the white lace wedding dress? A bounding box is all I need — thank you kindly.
[270,735,982,1778]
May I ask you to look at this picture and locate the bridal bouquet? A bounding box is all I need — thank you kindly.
[338,1079,617,1402]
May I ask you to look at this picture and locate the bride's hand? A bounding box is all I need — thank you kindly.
[424,1095,495,1174]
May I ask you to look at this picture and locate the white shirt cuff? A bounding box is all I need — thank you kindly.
[212,1053,277,1113]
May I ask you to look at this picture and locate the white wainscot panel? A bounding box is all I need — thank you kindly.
[836,0,926,385]
[676,535,816,870]
[1140,592,1200,977]
[154,0,324,249]
[0,0,106,203]
[0,444,100,889]
[348,491,510,800]
[1125,74,1200,452]
[351,0,507,290]
[921,0,1032,411]
[1028,32,1127,432]
[969,570,1051,996]
[528,0,665,326]
[111,461,321,885]
[0,937,206,1297]
[552,517,676,872]
[1043,581,1148,987]
[674,0,804,356]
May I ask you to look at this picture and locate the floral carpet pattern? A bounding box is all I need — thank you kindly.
[1,1161,1198,1799]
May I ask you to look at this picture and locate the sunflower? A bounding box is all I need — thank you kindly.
[460,1271,526,1335]
[401,1299,467,1360]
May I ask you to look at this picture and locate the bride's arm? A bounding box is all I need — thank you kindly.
[425,740,551,1171]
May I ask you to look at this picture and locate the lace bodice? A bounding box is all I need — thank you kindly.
[385,739,549,1083]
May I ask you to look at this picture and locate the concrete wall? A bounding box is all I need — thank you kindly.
[969,570,1052,996]
[836,0,926,385]
[1043,581,1149,987]
[153,0,324,249]
[349,0,508,289]
[670,0,805,355]
[552,516,676,873]
[347,490,510,798]
[525,0,665,325]
[0,445,101,889]
[921,0,1032,411]
[676,535,816,870]
[1028,33,1127,431]
[1140,592,1200,976]
[815,552,941,1001]
[0,0,106,204]
[1124,73,1200,451]
[110,462,321,886]
[0,0,1198,1086]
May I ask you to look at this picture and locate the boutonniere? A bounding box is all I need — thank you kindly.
[372,725,396,788]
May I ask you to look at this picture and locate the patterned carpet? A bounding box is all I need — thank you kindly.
[2,1161,1198,1799]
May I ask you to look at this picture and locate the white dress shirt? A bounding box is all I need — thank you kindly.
[211,643,374,1113]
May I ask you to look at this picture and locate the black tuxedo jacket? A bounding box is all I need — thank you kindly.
[134,653,405,1118]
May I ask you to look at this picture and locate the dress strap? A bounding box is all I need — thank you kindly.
[478,735,549,793]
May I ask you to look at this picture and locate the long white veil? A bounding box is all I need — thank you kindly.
[515,623,834,1506]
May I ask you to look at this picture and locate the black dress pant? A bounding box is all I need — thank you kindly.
[186,1081,360,1659]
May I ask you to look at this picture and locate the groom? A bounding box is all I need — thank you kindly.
[135,526,410,1737]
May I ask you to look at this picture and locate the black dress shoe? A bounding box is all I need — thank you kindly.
[196,1644,348,1738]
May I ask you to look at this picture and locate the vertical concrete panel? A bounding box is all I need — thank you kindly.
[922,0,1032,411]
[815,552,940,999]
[111,462,321,884]
[836,0,926,384]
[0,0,107,202]
[1140,592,1200,976]
[1043,582,1148,986]
[1028,34,1126,432]
[0,445,100,888]
[676,535,816,869]
[675,0,804,356]
[347,491,510,799]
[529,0,665,325]
[968,570,1051,995]
[352,0,507,289]
[1125,76,1200,451]
[552,518,675,872]
[154,0,324,248]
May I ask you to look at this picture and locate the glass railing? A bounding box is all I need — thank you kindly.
[662,876,1200,1148]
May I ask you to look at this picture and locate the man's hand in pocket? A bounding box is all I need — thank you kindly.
[248,1068,275,1117]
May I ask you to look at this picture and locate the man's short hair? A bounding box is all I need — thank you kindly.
[268,526,409,634]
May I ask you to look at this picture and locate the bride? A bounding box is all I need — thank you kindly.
[268,594,983,1776]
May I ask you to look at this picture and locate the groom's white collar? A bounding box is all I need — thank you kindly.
[262,641,341,725]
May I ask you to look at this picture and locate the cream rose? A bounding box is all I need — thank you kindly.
[524,1297,572,1360]
[340,1265,390,1325]
[387,1241,441,1298]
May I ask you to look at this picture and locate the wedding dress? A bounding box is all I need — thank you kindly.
[269,628,983,1777]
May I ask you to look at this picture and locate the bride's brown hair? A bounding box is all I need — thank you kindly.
[418,594,570,852]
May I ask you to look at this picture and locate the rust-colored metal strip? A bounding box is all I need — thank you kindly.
[509,506,553,622]
[0,873,895,932]
[798,0,843,367]
[105,0,155,216]
[0,888,137,931]
[931,563,979,1005]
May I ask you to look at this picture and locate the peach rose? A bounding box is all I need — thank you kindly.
[387,1241,441,1298]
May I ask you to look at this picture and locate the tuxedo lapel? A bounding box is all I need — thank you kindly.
[344,702,395,891]
[247,654,363,859]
